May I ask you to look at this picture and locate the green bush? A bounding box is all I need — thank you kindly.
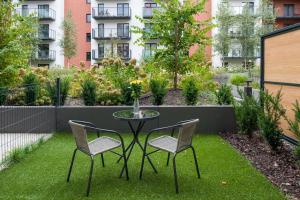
[23,73,39,106]
[286,100,300,160]
[0,87,8,105]
[259,90,285,151]
[81,78,96,106]
[97,90,122,106]
[182,77,199,105]
[46,77,71,106]
[215,84,234,105]
[120,82,134,105]
[149,79,168,105]
[230,74,248,86]
[235,90,260,137]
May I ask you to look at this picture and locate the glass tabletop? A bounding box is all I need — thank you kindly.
[113,109,160,121]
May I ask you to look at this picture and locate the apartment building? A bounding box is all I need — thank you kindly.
[211,0,260,67]
[15,0,64,68]
[273,0,300,28]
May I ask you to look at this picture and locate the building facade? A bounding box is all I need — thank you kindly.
[15,0,65,68]
[15,0,213,68]
[211,0,260,68]
[273,0,300,28]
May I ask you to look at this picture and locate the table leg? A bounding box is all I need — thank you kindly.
[116,139,134,163]
[120,121,157,177]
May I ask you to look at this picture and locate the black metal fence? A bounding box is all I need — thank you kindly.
[0,84,56,167]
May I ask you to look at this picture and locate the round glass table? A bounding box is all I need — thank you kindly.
[113,109,160,177]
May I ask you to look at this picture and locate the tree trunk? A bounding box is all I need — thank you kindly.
[173,23,179,89]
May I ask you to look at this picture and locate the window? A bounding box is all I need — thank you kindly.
[38,4,49,18]
[97,4,104,16]
[86,0,91,4]
[144,43,157,58]
[117,43,130,58]
[39,24,49,39]
[21,5,29,16]
[145,3,157,8]
[242,2,254,13]
[144,23,153,33]
[86,33,91,42]
[117,3,129,16]
[284,4,294,16]
[86,14,91,23]
[117,23,130,37]
[38,44,50,59]
[98,44,104,58]
[86,52,91,61]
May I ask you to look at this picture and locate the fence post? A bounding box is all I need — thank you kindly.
[56,78,61,107]
[244,79,253,97]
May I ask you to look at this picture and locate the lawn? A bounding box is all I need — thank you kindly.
[0,133,285,200]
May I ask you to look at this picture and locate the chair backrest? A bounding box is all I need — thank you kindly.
[68,120,90,154]
[176,119,199,152]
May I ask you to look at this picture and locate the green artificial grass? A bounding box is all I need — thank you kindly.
[0,133,285,200]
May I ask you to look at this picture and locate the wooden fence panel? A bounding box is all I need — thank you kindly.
[262,24,300,142]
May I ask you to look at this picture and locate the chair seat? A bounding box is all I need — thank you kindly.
[148,135,178,153]
[88,136,121,155]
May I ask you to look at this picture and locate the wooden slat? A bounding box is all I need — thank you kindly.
[265,84,300,141]
[264,30,300,84]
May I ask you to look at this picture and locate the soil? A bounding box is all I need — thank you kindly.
[220,132,300,200]
[140,89,214,105]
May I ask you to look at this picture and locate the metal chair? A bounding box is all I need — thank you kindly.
[140,119,200,193]
[67,120,129,197]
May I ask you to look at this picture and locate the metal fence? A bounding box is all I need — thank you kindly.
[0,84,56,168]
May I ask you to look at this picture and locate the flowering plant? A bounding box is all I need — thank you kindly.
[130,80,142,99]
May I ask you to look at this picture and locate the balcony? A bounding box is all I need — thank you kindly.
[92,49,131,61]
[33,50,56,61]
[230,6,257,16]
[143,7,160,18]
[92,28,131,40]
[16,8,56,21]
[38,29,56,41]
[92,7,131,20]
[224,48,259,59]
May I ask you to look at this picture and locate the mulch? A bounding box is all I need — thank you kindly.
[220,132,300,200]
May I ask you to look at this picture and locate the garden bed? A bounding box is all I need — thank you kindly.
[221,132,300,199]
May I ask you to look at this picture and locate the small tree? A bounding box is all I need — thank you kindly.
[133,0,212,89]
[60,11,77,68]
[214,0,232,67]
[0,1,38,70]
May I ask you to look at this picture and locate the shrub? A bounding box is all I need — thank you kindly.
[120,82,134,105]
[0,87,8,105]
[182,77,199,105]
[46,77,71,106]
[97,90,122,106]
[149,79,168,105]
[235,90,260,137]
[23,73,39,106]
[286,100,300,159]
[81,78,96,106]
[230,74,248,86]
[258,90,286,151]
[215,84,234,105]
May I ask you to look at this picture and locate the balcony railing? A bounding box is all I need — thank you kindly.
[16,8,56,20]
[224,48,259,59]
[38,29,56,40]
[92,7,131,19]
[92,28,131,40]
[34,50,56,61]
[92,49,131,61]
[230,6,257,16]
[143,7,160,18]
